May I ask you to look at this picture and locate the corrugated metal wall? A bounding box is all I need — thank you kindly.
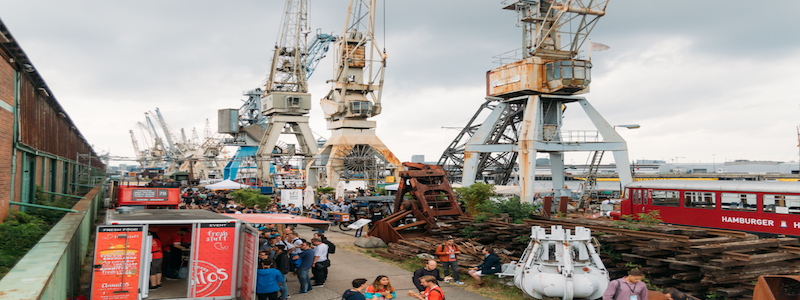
[16,74,102,169]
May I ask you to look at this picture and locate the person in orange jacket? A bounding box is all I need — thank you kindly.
[434,236,464,285]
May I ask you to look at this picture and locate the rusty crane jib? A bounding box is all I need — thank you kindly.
[368,162,466,244]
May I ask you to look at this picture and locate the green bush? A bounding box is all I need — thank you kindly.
[231,188,272,208]
[315,186,335,195]
[455,182,496,216]
[0,211,50,278]
[30,186,76,225]
[476,196,539,223]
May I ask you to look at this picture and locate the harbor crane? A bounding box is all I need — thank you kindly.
[218,0,336,185]
[251,0,320,187]
[129,129,146,167]
[308,0,402,190]
[438,0,631,208]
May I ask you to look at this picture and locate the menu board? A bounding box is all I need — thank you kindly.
[240,226,258,300]
[91,226,144,300]
[191,223,237,298]
[130,189,169,201]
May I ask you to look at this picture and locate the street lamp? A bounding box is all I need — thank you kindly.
[712,154,716,174]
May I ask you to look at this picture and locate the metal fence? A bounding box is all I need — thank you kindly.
[0,184,105,300]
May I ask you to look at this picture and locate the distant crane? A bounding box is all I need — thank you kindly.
[309,0,402,190]
[129,130,145,167]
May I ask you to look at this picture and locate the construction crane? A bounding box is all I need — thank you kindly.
[137,122,152,150]
[144,112,166,159]
[154,108,180,157]
[251,0,319,187]
[309,0,402,190]
[129,129,145,167]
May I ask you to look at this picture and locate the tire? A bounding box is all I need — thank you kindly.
[339,221,353,231]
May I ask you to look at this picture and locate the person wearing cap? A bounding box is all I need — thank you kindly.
[434,236,464,285]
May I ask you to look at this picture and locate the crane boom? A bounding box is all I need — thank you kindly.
[319,0,386,123]
[130,129,144,166]
[265,0,309,94]
[154,108,178,155]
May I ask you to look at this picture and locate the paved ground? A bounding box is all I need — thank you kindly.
[283,225,494,300]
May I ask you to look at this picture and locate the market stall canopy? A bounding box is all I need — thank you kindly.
[205,179,252,190]
[384,184,399,191]
[223,213,331,231]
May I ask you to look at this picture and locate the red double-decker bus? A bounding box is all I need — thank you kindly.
[622,180,800,236]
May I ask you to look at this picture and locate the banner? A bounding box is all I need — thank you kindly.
[192,223,237,298]
[240,226,258,300]
[281,189,303,208]
[91,226,144,300]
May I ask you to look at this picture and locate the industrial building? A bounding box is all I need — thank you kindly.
[0,19,105,221]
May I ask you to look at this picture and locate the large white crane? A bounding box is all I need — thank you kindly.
[253,0,320,187]
[308,0,402,190]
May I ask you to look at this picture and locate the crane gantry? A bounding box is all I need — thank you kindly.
[307,0,402,190]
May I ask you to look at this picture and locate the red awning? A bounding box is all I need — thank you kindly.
[223,213,331,231]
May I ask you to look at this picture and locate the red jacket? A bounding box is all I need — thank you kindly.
[434,244,460,262]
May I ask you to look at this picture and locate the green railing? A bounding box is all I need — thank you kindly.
[0,184,105,299]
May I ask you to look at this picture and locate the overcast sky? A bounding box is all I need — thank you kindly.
[2,0,800,168]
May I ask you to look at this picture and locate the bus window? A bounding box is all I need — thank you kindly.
[643,190,648,205]
[684,191,716,209]
[652,190,679,207]
[633,190,639,204]
[721,193,756,211]
[764,194,800,214]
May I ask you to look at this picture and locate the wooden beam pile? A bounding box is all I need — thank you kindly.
[369,216,800,299]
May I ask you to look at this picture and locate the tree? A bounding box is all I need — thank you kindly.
[455,182,496,216]
[315,186,335,195]
[230,188,271,208]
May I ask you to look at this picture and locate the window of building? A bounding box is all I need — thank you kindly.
[684,191,716,209]
[652,190,680,207]
[721,193,756,211]
[764,194,800,214]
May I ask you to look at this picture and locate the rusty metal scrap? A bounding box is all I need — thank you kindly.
[368,163,466,244]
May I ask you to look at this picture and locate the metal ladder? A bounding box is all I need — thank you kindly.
[578,151,604,211]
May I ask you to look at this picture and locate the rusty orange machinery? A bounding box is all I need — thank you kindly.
[368,163,466,244]
[116,185,181,209]
[753,275,800,300]
[486,57,592,98]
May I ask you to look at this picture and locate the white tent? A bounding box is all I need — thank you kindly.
[384,184,400,191]
[205,179,252,190]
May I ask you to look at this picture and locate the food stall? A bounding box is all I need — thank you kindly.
[91,210,331,300]
[91,209,253,300]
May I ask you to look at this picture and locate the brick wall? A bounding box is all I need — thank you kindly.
[0,57,14,220]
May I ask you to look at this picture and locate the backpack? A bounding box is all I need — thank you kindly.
[323,239,336,254]
[349,205,357,215]
[611,279,622,300]
[428,287,445,300]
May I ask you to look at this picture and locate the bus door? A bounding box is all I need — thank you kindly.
[90,225,148,300]
[238,224,259,300]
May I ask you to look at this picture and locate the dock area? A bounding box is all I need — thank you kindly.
[287,225,493,300]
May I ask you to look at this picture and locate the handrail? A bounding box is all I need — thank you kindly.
[40,190,84,199]
[9,201,78,213]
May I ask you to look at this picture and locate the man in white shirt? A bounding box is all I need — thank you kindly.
[288,232,303,272]
[311,238,330,287]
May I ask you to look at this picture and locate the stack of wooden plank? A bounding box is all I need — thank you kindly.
[369,216,800,299]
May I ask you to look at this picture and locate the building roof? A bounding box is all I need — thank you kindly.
[107,209,236,224]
